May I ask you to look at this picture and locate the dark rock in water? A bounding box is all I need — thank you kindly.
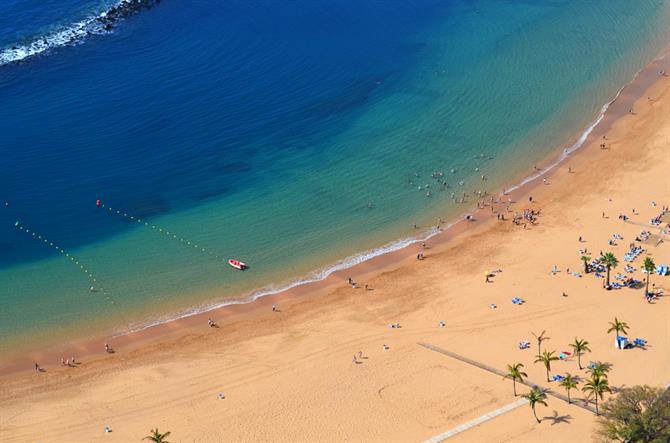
[190,186,231,201]
[215,161,253,174]
[2,0,165,67]
[305,76,384,116]
[124,194,171,220]
[98,0,163,27]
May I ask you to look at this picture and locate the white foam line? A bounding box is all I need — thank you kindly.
[0,0,154,66]
[112,43,665,338]
[423,398,529,443]
[505,84,625,195]
[112,222,457,337]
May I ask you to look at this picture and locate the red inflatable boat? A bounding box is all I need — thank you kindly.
[228,259,247,270]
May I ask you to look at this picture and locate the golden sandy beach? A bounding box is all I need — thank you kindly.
[2,66,670,442]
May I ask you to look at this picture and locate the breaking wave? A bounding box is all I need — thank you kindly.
[0,0,161,67]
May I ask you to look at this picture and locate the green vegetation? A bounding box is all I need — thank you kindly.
[642,257,656,296]
[535,350,559,382]
[596,385,670,442]
[582,375,612,415]
[601,252,618,287]
[523,387,548,424]
[569,337,591,369]
[559,373,579,404]
[143,429,171,443]
[504,363,528,396]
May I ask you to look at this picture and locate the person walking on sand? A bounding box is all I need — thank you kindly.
[104,343,110,353]
[34,363,40,372]
[272,304,277,312]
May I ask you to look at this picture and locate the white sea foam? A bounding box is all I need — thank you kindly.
[112,42,665,339]
[0,0,158,67]
[113,223,453,336]
[505,84,626,194]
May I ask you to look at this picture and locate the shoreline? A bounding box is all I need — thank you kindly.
[2,30,670,441]
[2,45,670,377]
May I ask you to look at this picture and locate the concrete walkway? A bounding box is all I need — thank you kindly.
[422,398,528,443]
[417,342,596,414]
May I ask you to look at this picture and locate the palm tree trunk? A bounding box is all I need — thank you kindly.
[532,406,540,423]
[646,275,650,295]
[546,367,550,382]
[567,390,571,404]
[578,353,582,370]
[606,267,611,287]
[583,260,588,274]
[513,380,517,396]
[595,396,599,415]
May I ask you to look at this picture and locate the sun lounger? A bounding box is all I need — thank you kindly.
[552,374,565,382]
[656,265,669,276]
[616,336,629,349]
[633,338,647,346]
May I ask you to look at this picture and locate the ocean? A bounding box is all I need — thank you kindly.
[1,0,669,355]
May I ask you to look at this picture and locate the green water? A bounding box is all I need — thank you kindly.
[2,0,670,356]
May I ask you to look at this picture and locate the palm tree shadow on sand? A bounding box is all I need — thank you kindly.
[542,410,572,425]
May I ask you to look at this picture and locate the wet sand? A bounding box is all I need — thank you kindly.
[1,55,670,441]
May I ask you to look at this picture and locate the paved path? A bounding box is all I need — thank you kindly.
[417,342,596,414]
[422,398,528,443]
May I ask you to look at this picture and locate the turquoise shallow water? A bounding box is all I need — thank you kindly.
[1,0,670,354]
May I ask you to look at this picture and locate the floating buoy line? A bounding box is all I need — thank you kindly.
[13,220,111,300]
[96,199,226,262]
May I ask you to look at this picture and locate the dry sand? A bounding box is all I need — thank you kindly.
[1,69,670,442]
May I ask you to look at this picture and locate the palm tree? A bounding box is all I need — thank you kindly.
[607,317,630,348]
[504,363,528,396]
[642,257,655,295]
[569,338,591,369]
[523,387,548,423]
[586,361,611,380]
[531,330,550,356]
[535,350,560,382]
[143,428,171,443]
[558,373,578,404]
[581,255,591,274]
[582,375,611,415]
[600,252,618,287]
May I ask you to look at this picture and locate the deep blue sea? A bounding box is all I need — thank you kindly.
[1,0,669,354]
